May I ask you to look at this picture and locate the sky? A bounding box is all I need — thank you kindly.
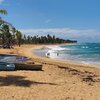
[0,0,100,42]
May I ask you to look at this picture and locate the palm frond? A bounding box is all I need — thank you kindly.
[0,9,7,15]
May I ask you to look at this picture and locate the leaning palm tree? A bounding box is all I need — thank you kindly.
[0,24,12,48]
[0,9,7,45]
[0,9,7,26]
[0,9,16,48]
[0,9,14,28]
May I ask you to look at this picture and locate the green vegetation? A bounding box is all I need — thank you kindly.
[16,30,22,47]
[0,9,21,48]
[21,34,77,44]
[0,9,7,15]
[0,9,77,48]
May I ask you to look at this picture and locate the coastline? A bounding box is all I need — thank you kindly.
[32,44,100,68]
[33,44,100,68]
[0,44,100,75]
[0,44,100,100]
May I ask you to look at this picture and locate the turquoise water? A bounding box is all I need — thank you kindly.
[44,43,100,66]
[61,43,100,58]
[34,43,100,66]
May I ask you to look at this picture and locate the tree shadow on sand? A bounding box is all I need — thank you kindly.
[0,75,57,87]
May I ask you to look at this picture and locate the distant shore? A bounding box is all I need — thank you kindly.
[0,44,100,100]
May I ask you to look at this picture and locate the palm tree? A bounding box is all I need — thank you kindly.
[0,9,7,25]
[0,24,12,48]
[0,10,14,29]
[16,30,22,47]
[0,9,7,46]
[0,9,16,48]
[0,9,7,15]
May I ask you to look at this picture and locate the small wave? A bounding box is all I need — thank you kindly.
[45,46,66,58]
[45,46,69,58]
[81,46,89,49]
[39,43,100,67]
[46,46,69,51]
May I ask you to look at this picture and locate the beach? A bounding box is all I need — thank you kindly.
[0,44,100,100]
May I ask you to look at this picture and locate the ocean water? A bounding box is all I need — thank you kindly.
[34,43,100,66]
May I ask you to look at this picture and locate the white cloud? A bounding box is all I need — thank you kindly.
[0,0,4,4]
[19,28,100,42]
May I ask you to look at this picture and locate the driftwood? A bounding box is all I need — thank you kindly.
[15,62,42,71]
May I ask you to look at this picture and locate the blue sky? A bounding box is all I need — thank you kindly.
[0,0,100,42]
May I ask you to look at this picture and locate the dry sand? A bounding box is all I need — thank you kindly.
[0,44,100,100]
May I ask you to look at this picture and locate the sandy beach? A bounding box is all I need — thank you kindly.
[0,44,100,100]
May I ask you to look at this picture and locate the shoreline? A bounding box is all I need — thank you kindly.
[0,44,100,100]
[0,44,99,69]
[33,44,100,69]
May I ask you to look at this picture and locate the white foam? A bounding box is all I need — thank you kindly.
[45,46,67,58]
[46,45,69,51]
[81,46,88,48]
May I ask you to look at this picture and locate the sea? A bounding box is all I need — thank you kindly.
[34,43,100,66]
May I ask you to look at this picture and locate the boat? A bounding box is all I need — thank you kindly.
[0,54,42,71]
[0,55,31,63]
[0,62,15,71]
[15,62,42,71]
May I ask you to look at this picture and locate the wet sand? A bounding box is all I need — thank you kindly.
[0,44,100,100]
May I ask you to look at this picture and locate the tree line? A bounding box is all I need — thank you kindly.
[21,34,77,44]
[0,9,77,48]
